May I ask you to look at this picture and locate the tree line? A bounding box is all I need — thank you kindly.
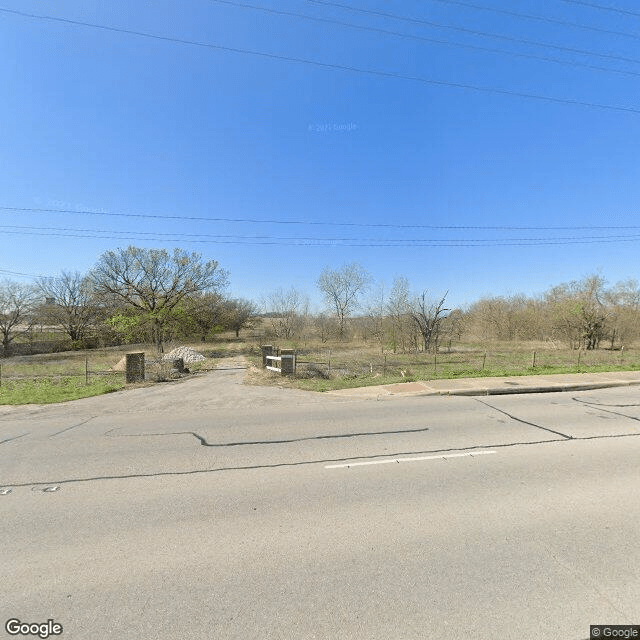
[263,270,640,353]
[1,247,639,356]
[0,246,254,355]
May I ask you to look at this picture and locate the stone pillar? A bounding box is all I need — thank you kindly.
[125,353,145,383]
[261,345,273,368]
[280,349,296,375]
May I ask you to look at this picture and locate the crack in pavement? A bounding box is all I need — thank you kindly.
[0,433,29,445]
[4,431,640,488]
[472,397,573,439]
[50,416,97,437]
[105,425,432,447]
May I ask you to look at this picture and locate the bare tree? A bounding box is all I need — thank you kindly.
[0,280,39,355]
[264,287,308,339]
[386,276,412,353]
[317,263,371,338]
[36,271,99,343]
[408,291,450,352]
[440,308,465,348]
[90,246,228,352]
[603,279,640,348]
[313,312,338,343]
[224,298,258,338]
[362,281,387,350]
[465,294,545,342]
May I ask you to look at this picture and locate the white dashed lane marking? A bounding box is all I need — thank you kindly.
[325,450,496,469]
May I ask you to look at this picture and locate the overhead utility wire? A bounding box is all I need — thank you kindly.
[5,206,640,230]
[0,267,44,278]
[3,223,640,243]
[560,0,640,18]
[0,7,639,115]
[3,228,640,246]
[426,0,640,40]
[307,0,640,66]
[212,0,640,79]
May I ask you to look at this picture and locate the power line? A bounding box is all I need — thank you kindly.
[5,218,640,239]
[3,226,640,246]
[560,0,640,18]
[425,0,640,40]
[4,205,640,230]
[1,6,639,115]
[211,0,640,79]
[4,222,640,243]
[0,267,45,279]
[307,0,640,66]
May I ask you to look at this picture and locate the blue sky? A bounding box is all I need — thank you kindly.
[1,0,640,310]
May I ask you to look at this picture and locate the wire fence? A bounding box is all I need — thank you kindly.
[0,357,123,387]
[293,347,634,380]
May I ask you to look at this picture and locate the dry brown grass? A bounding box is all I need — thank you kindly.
[247,336,640,391]
[5,328,639,399]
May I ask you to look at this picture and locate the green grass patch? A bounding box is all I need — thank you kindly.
[288,362,640,392]
[0,375,125,405]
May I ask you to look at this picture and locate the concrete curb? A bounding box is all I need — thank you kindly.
[328,378,640,399]
[439,380,640,397]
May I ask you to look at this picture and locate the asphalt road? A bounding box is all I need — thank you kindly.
[2,366,640,639]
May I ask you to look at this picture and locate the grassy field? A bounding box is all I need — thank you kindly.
[0,345,136,404]
[247,339,640,392]
[0,342,193,404]
[0,376,125,405]
[3,331,639,403]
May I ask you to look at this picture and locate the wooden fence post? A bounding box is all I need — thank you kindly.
[532,351,536,368]
[482,351,487,370]
[85,357,89,385]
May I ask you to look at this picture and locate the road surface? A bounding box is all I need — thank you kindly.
[2,364,639,639]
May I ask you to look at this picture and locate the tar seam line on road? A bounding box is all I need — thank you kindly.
[572,397,640,426]
[49,416,97,437]
[572,397,640,408]
[572,402,640,425]
[472,397,573,439]
[0,433,29,445]
[106,425,431,447]
[4,431,640,487]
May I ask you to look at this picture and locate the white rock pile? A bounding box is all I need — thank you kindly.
[163,346,206,364]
